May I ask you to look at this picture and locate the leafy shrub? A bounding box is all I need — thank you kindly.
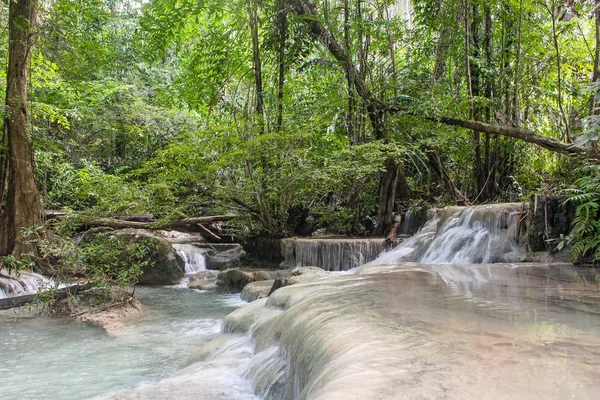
[566,165,600,262]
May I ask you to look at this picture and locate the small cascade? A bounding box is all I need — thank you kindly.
[283,238,387,271]
[398,209,413,236]
[371,202,528,265]
[173,244,207,274]
[0,269,50,299]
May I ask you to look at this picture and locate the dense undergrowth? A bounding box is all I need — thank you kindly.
[2,0,600,276]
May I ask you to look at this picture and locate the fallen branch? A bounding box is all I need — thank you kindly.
[43,210,67,219]
[69,296,137,318]
[0,283,93,311]
[197,224,222,240]
[77,215,235,231]
[435,117,590,157]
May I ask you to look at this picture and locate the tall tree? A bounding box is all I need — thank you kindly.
[0,0,43,257]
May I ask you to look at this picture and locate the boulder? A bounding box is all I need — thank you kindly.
[216,268,274,291]
[253,270,272,281]
[188,270,218,290]
[268,267,329,295]
[216,269,255,291]
[241,280,275,302]
[205,247,246,270]
[113,230,185,285]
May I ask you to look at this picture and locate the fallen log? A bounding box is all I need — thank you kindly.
[435,117,591,158]
[77,215,235,231]
[0,283,93,311]
[121,213,155,222]
[43,210,68,219]
[43,211,157,223]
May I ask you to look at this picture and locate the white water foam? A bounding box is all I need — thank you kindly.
[369,203,527,266]
[0,269,53,299]
[173,244,207,274]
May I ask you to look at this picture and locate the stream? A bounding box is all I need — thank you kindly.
[0,287,253,400]
[1,203,600,399]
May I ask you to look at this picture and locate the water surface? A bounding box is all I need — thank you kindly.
[0,286,246,400]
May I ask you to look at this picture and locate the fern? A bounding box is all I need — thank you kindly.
[566,165,600,262]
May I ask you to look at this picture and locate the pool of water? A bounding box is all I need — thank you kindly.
[0,286,248,400]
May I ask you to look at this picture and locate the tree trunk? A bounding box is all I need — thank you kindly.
[248,0,264,126]
[425,147,468,205]
[374,157,399,236]
[276,0,287,131]
[344,0,356,145]
[289,0,396,233]
[0,0,43,258]
[550,2,570,142]
[78,215,235,230]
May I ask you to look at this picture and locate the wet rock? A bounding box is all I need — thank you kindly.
[268,267,329,295]
[112,231,185,285]
[216,269,255,291]
[205,247,246,270]
[240,236,285,269]
[188,270,218,290]
[529,195,576,253]
[253,270,272,281]
[216,269,279,292]
[241,280,275,302]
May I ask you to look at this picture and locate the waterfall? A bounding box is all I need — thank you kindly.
[88,202,600,400]
[173,244,207,274]
[370,202,528,265]
[102,262,600,400]
[398,209,412,236]
[0,270,50,299]
[283,238,387,271]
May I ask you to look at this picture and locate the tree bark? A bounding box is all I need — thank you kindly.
[435,116,589,157]
[276,0,287,131]
[374,157,399,236]
[0,0,43,257]
[385,214,402,246]
[78,215,235,230]
[344,0,356,144]
[248,0,264,126]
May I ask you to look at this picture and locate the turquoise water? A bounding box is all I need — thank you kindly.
[0,286,247,400]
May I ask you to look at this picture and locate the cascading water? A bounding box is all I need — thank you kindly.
[9,202,599,400]
[370,202,528,265]
[0,269,51,299]
[398,209,413,236]
[173,244,208,274]
[283,238,386,271]
[98,262,600,400]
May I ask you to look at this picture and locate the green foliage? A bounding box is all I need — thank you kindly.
[47,162,153,213]
[31,219,150,301]
[566,165,600,262]
[79,234,150,289]
[1,0,596,245]
[0,255,36,275]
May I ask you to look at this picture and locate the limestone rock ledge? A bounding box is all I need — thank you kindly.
[92,263,600,400]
